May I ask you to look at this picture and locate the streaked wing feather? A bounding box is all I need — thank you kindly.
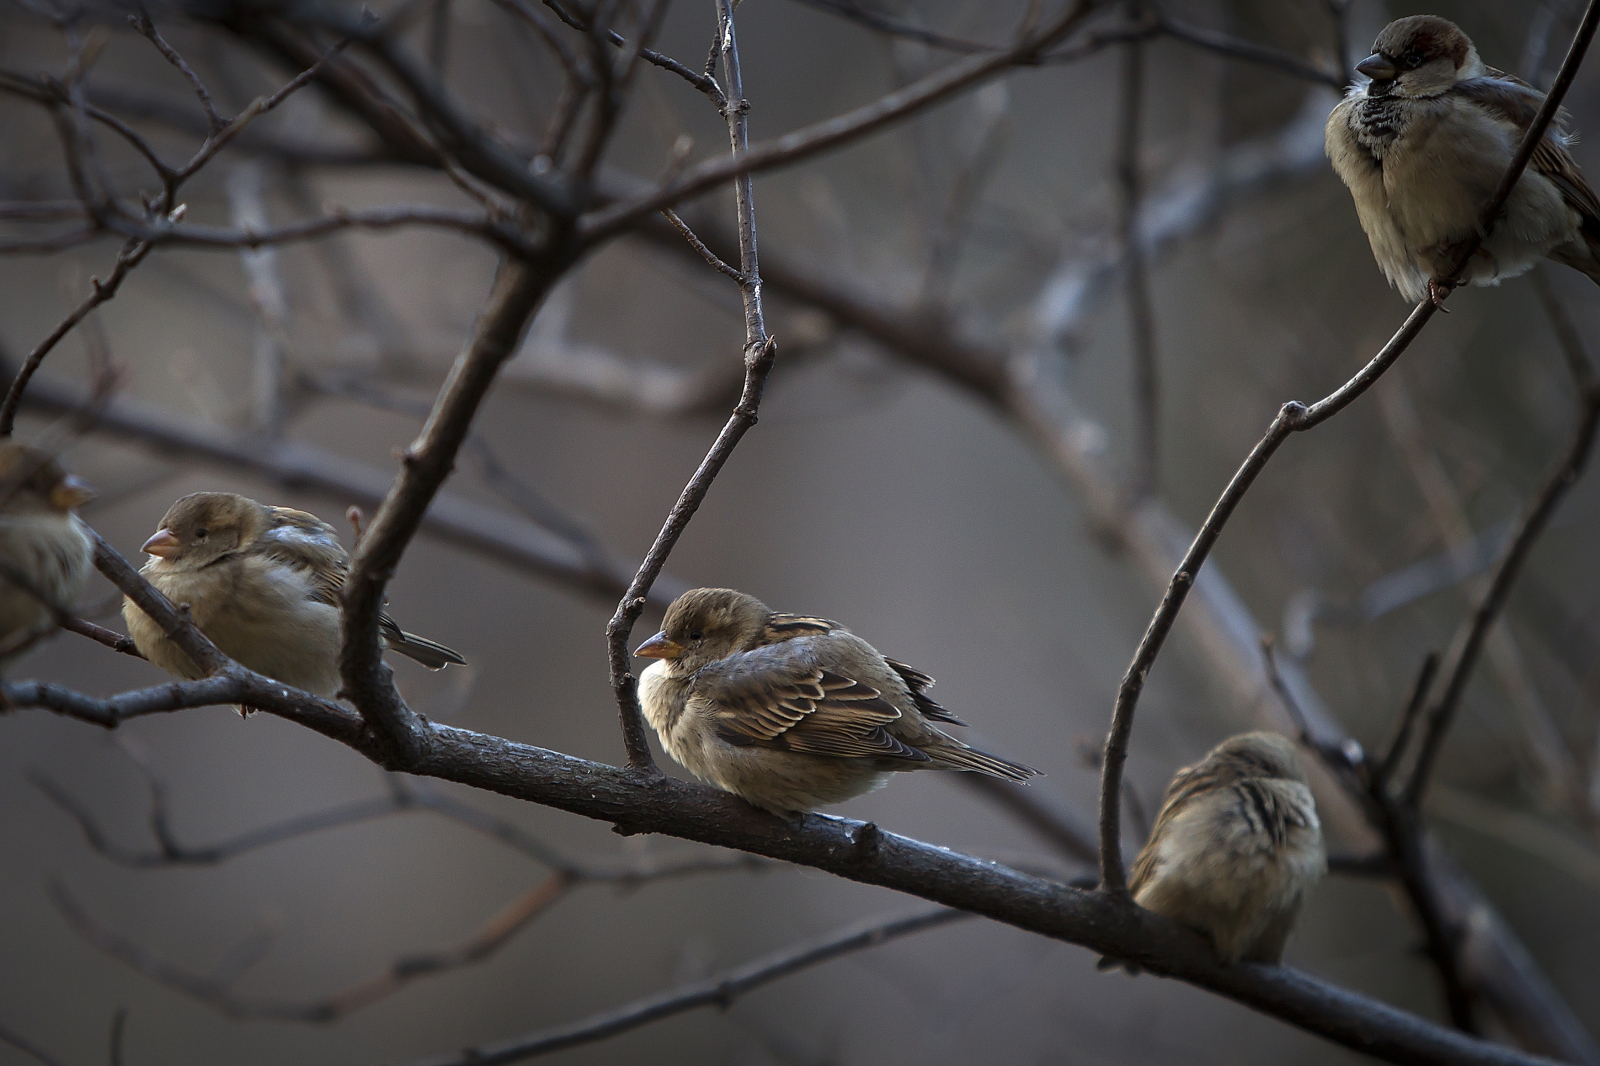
[884,657,966,725]
[259,507,348,607]
[702,647,919,761]
[1454,75,1600,230]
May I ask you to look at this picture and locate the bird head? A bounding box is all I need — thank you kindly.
[1205,731,1310,785]
[1357,16,1481,98]
[635,587,771,673]
[0,442,93,516]
[141,492,266,570]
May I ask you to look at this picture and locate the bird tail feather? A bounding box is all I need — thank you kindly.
[389,631,467,670]
[928,741,1040,782]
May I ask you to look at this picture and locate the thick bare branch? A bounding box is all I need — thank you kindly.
[342,258,560,760]
[4,653,1578,1063]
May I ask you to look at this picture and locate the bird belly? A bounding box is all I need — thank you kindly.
[1328,97,1429,301]
[132,561,343,696]
[1384,103,1573,295]
[641,678,888,814]
[0,516,91,657]
[679,737,891,816]
[204,599,342,697]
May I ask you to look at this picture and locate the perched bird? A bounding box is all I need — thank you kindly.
[634,587,1039,816]
[123,492,464,701]
[1326,15,1600,304]
[1114,732,1324,966]
[0,443,93,660]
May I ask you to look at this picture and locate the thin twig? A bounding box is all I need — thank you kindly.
[129,10,226,132]
[1375,652,1439,792]
[0,1022,69,1066]
[660,208,743,281]
[0,239,150,435]
[1407,384,1600,806]
[405,908,970,1065]
[577,1,1102,242]
[1116,5,1158,500]
[604,0,777,768]
[61,617,144,658]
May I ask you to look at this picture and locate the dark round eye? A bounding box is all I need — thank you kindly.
[687,630,704,641]
[1402,52,1423,69]
[194,527,208,539]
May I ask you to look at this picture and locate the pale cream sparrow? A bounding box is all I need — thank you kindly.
[123,492,464,701]
[1117,731,1325,966]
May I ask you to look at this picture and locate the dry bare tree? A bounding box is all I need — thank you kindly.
[2,0,1600,1063]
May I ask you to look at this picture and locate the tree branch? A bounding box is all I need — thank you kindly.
[405,908,971,1064]
[604,0,778,769]
[577,0,1103,242]
[342,257,560,762]
[11,367,679,606]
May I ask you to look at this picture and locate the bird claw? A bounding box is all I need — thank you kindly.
[1427,279,1454,310]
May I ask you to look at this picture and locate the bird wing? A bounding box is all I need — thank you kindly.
[761,613,841,640]
[765,614,967,727]
[259,506,349,608]
[1129,757,1254,892]
[1453,73,1600,236]
[695,641,930,762]
[882,657,966,726]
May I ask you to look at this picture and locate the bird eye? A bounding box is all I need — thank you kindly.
[688,630,704,641]
[194,527,208,539]
[1402,52,1423,69]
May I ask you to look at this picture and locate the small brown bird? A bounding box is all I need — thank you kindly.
[123,492,464,701]
[1326,15,1600,304]
[0,443,93,661]
[1118,732,1325,966]
[634,588,1039,816]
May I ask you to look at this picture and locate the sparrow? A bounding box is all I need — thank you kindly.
[0,443,93,661]
[634,587,1040,817]
[123,492,465,702]
[1112,731,1325,967]
[1326,15,1600,304]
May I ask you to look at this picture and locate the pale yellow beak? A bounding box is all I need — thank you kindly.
[49,474,94,511]
[634,631,683,659]
[141,528,181,559]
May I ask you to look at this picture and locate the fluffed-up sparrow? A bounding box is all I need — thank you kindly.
[1112,731,1325,967]
[1327,15,1600,304]
[124,492,464,702]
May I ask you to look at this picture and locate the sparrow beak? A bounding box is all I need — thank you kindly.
[635,631,683,660]
[48,474,94,511]
[1356,53,1398,81]
[141,528,181,559]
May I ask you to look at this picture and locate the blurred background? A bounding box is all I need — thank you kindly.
[3,0,1600,1062]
